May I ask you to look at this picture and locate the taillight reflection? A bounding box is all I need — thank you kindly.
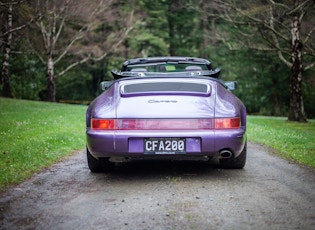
[91,118,240,130]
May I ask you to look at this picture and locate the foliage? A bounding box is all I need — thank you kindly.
[303,61,315,118]
[247,116,315,168]
[0,0,314,118]
[130,0,169,57]
[304,80,315,118]
[236,51,290,116]
[208,43,290,116]
[9,54,45,100]
[135,0,201,57]
[0,98,86,191]
[56,65,97,101]
[216,0,315,121]
[128,30,169,57]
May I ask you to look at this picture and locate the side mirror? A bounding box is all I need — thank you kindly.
[100,81,113,91]
[225,81,238,91]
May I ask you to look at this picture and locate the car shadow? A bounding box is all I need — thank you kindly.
[98,158,240,181]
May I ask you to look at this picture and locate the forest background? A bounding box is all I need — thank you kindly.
[1,0,314,120]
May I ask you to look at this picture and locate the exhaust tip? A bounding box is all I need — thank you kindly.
[219,150,233,159]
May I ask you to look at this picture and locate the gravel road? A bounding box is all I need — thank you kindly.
[0,142,314,230]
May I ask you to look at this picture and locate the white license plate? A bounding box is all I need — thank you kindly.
[144,138,186,154]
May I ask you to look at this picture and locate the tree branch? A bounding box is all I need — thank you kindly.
[56,24,134,78]
[268,2,291,67]
[55,54,91,78]
[305,62,315,71]
[56,5,136,79]
[54,0,111,64]
[286,0,313,16]
[304,26,315,44]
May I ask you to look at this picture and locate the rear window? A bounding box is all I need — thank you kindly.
[121,82,210,96]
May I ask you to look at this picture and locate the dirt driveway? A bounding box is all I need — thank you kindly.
[0,142,314,230]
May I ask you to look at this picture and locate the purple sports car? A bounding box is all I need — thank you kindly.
[86,57,247,172]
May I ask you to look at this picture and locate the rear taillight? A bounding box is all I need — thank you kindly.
[215,117,240,129]
[91,119,115,130]
[91,118,240,130]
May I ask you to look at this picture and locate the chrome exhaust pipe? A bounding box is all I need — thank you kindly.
[219,150,233,159]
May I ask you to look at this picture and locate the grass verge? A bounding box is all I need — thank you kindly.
[0,98,87,191]
[247,116,315,168]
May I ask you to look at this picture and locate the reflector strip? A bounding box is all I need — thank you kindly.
[91,118,241,130]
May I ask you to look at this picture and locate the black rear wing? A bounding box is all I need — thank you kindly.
[111,69,221,80]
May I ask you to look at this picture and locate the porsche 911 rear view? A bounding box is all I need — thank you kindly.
[86,56,247,172]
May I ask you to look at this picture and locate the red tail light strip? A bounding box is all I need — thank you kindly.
[215,117,241,129]
[91,118,241,130]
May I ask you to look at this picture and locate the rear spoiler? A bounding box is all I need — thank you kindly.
[111,68,221,80]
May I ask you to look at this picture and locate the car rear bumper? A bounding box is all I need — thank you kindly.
[86,128,246,159]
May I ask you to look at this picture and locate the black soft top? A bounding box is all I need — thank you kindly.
[121,56,213,71]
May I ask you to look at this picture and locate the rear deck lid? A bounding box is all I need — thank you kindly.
[116,79,215,118]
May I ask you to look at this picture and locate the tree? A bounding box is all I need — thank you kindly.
[134,0,201,57]
[0,0,34,98]
[25,0,135,102]
[213,0,315,122]
[166,0,201,56]
[1,1,14,98]
[126,0,169,57]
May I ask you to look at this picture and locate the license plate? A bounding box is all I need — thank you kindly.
[144,138,186,154]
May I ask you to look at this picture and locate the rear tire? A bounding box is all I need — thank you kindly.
[86,147,114,172]
[219,142,247,169]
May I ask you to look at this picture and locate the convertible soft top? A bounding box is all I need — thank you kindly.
[116,56,221,79]
[111,69,221,80]
[121,56,212,70]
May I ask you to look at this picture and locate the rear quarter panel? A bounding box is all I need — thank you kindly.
[86,85,116,127]
[214,83,247,156]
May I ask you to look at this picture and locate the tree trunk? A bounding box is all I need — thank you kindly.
[46,56,56,102]
[1,3,14,98]
[288,14,307,122]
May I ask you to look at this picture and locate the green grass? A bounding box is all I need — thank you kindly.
[0,98,87,191]
[247,116,315,168]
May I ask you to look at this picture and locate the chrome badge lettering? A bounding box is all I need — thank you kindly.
[148,100,177,103]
